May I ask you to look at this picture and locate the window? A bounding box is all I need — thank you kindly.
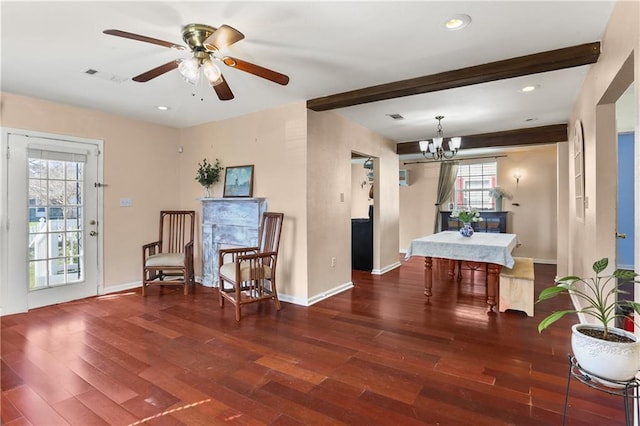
[452,161,497,210]
[27,149,86,289]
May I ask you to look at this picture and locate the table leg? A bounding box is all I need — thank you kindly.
[424,256,433,300]
[486,263,502,311]
[448,259,456,279]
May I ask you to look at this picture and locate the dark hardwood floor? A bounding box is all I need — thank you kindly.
[1,257,627,425]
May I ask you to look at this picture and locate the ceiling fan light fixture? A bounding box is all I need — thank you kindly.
[178,57,200,84]
[202,59,222,83]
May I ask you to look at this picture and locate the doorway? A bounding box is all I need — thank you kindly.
[616,84,635,271]
[351,153,374,271]
[3,129,103,314]
[616,84,636,309]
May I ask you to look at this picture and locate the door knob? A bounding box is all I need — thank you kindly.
[89,231,98,237]
[616,232,626,239]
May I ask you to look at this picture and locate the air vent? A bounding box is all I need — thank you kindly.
[82,68,127,83]
[386,113,404,120]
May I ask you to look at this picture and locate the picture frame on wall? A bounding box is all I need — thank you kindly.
[223,165,254,197]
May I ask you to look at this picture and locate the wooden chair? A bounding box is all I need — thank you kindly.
[142,210,195,296]
[218,212,284,321]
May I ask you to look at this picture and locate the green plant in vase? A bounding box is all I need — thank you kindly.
[195,158,223,197]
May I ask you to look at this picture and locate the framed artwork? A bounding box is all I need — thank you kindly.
[223,165,254,197]
[573,120,585,221]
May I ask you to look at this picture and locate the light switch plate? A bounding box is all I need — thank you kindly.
[120,198,132,207]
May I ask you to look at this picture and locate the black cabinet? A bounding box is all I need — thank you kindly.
[440,211,508,233]
[352,206,373,271]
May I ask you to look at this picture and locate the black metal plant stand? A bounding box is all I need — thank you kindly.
[564,354,640,426]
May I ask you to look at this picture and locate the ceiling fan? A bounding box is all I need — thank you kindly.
[103,23,290,101]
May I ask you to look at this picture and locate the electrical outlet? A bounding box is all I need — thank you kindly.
[119,198,132,207]
[331,257,336,268]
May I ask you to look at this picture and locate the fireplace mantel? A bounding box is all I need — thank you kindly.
[200,197,267,287]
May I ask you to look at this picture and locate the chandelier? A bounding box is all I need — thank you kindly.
[418,115,462,160]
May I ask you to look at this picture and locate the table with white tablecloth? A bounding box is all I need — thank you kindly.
[406,231,518,310]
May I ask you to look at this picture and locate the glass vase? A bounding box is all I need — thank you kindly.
[460,222,474,237]
[204,186,211,198]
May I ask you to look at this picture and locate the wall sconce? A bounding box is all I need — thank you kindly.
[512,171,522,206]
[513,171,522,185]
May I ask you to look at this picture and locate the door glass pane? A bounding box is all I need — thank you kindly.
[65,207,82,231]
[48,160,64,179]
[66,181,82,205]
[28,154,85,290]
[29,179,47,206]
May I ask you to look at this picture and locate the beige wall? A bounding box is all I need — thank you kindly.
[564,0,639,285]
[399,145,558,262]
[1,92,180,289]
[1,93,402,308]
[176,102,309,302]
[307,110,399,300]
[399,161,440,250]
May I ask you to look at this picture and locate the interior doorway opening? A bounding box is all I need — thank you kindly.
[351,152,375,272]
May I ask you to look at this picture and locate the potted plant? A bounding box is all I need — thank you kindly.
[195,158,223,197]
[537,258,640,382]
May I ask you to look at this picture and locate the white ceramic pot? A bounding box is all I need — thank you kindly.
[571,323,640,383]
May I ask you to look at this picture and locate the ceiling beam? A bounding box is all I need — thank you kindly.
[307,42,600,112]
[395,124,568,155]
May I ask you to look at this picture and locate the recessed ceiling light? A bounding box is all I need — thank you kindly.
[444,14,471,31]
[156,106,169,111]
[520,85,540,93]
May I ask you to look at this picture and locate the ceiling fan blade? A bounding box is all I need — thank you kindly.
[212,74,234,100]
[203,25,245,51]
[132,60,179,82]
[222,56,289,86]
[103,29,185,50]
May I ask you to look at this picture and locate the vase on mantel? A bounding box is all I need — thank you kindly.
[460,222,474,237]
[495,196,503,211]
[203,186,211,198]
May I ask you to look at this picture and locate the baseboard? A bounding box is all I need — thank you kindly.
[282,281,354,307]
[533,258,557,265]
[372,261,401,275]
[99,281,141,295]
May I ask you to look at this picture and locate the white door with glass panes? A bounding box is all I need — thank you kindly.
[5,131,102,313]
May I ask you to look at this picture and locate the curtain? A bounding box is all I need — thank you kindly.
[433,161,459,233]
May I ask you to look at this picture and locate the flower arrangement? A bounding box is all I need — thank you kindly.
[451,207,483,223]
[195,158,223,188]
[488,186,512,200]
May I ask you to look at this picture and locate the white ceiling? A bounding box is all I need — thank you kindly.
[1,1,620,148]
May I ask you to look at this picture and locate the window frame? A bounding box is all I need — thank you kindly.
[451,160,498,211]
